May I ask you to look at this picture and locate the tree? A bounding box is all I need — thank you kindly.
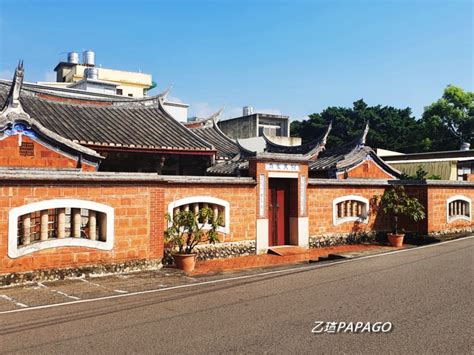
[291,99,423,153]
[420,85,474,151]
[376,186,425,235]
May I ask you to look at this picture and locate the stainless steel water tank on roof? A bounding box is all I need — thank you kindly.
[84,67,99,80]
[83,50,95,66]
[243,106,254,116]
[67,52,79,64]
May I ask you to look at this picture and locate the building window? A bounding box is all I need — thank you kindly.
[332,195,369,226]
[446,195,471,223]
[168,196,230,234]
[19,142,34,157]
[8,199,114,258]
[457,163,473,181]
[128,93,133,97]
[116,89,123,95]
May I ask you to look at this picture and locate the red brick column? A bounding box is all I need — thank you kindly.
[149,187,165,259]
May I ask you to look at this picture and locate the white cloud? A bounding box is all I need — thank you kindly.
[0,69,13,80]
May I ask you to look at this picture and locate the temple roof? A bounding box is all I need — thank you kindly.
[309,123,400,177]
[1,63,102,162]
[262,122,332,158]
[206,156,249,176]
[0,68,213,154]
[186,110,240,160]
[205,123,333,176]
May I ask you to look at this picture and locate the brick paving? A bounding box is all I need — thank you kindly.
[192,244,399,275]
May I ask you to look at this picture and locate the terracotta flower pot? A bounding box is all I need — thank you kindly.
[172,253,197,273]
[387,233,405,247]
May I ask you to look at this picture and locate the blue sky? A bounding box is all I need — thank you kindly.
[0,0,472,120]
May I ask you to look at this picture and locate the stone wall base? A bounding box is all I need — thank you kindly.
[164,240,256,264]
[428,227,473,237]
[0,258,163,287]
[309,232,383,248]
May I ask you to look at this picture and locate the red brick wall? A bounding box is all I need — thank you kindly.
[426,186,474,233]
[164,184,256,243]
[337,160,394,179]
[0,136,96,171]
[308,185,390,235]
[1,176,472,275]
[0,183,164,274]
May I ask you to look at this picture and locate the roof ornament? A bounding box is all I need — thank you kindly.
[209,107,224,124]
[2,61,26,115]
[321,121,333,147]
[158,85,173,100]
[359,122,370,146]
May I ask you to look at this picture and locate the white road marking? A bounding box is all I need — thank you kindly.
[79,277,129,294]
[0,294,28,308]
[0,236,472,315]
[37,282,81,300]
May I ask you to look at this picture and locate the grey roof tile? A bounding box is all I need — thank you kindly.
[0,82,214,152]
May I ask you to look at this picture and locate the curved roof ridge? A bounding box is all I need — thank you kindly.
[210,109,238,145]
[0,64,215,153]
[1,64,102,159]
[153,99,214,150]
[1,78,172,108]
[262,122,332,157]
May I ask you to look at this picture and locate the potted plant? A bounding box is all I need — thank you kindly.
[164,207,221,272]
[377,186,426,247]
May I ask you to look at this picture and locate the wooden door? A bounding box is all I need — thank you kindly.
[268,179,289,246]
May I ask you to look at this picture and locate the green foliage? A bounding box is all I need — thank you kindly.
[164,207,221,254]
[291,85,473,153]
[400,166,441,180]
[376,186,426,234]
[291,99,423,153]
[419,85,474,151]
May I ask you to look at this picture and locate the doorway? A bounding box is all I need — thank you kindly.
[268,179,292,246]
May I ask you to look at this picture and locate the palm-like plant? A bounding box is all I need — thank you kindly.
[378,186,426,234]
[165,207,221,254]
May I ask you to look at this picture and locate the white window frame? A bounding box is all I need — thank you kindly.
[446,195,471,223]
[8,199,114,258]
[332,195,369,226]
[168,196,230,234]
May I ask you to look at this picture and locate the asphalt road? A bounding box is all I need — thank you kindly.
[1,237,472,354]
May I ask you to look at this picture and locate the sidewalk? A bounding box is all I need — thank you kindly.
[191,244,400,275]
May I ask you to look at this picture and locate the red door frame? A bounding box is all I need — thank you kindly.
[268,179,290,246]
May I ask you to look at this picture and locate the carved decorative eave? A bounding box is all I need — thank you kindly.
[0,62,103,161]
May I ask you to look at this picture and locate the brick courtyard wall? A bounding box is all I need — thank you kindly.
[0,136,96,171]
[164,184,257,243]
[307,180,473,237]
[0,182,164,274]
[307,182,390,236]
[0,172,255,275]
[426,185,474,233]
[0,170,472,276]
